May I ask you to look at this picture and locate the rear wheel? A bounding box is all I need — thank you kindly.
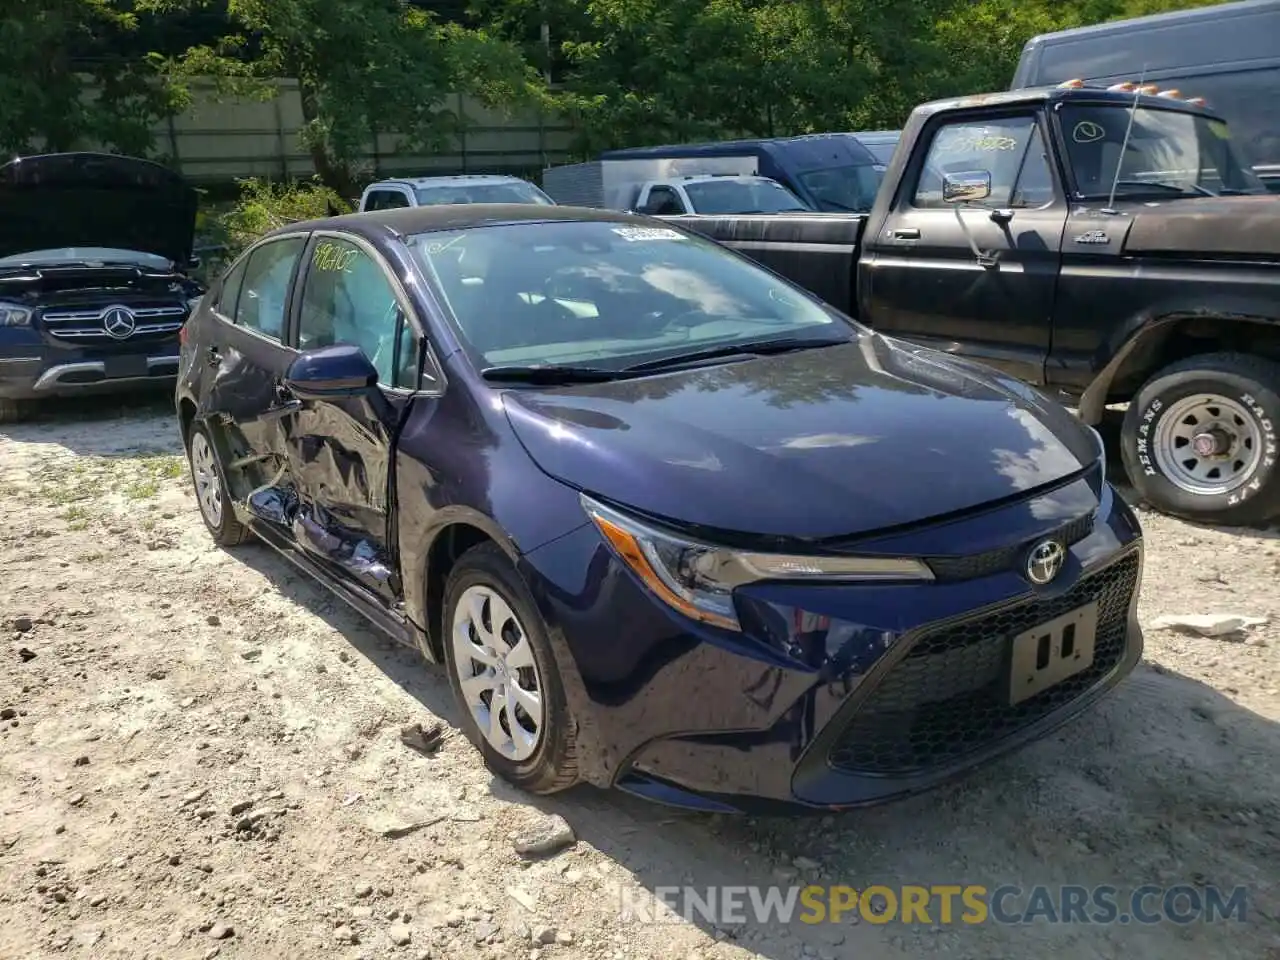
[186,422,251,546]
[443,542,579,795]
[1120,352,1280,525]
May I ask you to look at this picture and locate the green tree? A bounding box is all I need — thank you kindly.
[148,0,539,194]
[0,0,185,156]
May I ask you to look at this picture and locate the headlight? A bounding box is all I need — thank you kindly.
[581,495,933,631]
[0,302,32,327]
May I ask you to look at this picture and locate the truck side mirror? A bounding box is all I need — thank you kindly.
[942,171,992,204]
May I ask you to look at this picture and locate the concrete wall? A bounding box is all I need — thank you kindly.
[155,78,578,184]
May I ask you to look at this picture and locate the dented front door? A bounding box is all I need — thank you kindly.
[273,232,421,604]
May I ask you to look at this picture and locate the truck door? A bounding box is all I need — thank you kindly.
[863,112,1066,385]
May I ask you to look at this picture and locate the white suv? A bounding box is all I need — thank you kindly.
[358,174,555,212]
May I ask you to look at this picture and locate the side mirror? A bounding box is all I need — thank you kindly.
[942,171,992,204]
[283,344,379,401]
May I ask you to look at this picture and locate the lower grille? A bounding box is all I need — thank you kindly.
[827,550,1139,776]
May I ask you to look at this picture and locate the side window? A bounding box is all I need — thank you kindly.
[640,187,686,215]
[365,190,411,211]
[214,257,248,317]
[913,116,1039,209]
[235,237,305,340]
[297,236,403,385]
[1011,126,1055,208]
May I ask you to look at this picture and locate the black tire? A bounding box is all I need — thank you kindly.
[185,421,252,546]
[442,542,579,795]
[1120,352,1280,525]
[0,398,31,424]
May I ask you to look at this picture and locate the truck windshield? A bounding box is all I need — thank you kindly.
[1058,104,1266,198]
[796,164,883,212]
[682,178,810,214]
[414,182,555,205]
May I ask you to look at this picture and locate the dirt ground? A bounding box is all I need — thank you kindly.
[1,394,1278,960]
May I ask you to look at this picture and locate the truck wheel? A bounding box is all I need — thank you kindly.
[0,399,31,424]
[1120,352,1280,525]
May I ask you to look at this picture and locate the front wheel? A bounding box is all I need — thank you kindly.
[1120,352,1280,525]
[443,542,579,795]
[0,398,31,424]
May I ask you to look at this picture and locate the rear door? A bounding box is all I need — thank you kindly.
[280,231,429,604]
[862,112,1067,385]
[199,234,308,502]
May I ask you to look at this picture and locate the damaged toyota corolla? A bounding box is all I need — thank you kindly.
[176,204,1144,813]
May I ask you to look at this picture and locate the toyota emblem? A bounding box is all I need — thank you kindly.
[102,305,137,340]
[1026,539,1066,585]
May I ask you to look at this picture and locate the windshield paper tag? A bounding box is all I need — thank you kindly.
[612,226,685,242]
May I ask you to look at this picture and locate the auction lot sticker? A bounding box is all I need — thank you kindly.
[612,226,686,242]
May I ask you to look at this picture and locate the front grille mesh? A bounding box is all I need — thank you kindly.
[827,551,1139,776]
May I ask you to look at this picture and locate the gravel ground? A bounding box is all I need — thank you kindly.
[1,394,1278,960]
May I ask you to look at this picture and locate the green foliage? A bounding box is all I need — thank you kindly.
[0,0,187,155]
[147,0,539,193]
[215,177,352,260]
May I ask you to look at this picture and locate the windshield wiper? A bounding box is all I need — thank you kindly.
[623,335,847,373]
[480,364,627,384]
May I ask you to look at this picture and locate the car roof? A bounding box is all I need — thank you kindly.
[366,174,532,189]
[270,203,656,241]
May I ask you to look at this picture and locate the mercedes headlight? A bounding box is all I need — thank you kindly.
[582,495,933,631]
[0,302,32,327]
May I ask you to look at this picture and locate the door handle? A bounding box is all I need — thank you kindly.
[989,208,1014,224]
[891,228,921,240]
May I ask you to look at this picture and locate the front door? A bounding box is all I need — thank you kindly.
[200,234,308,504]
[281,233,423,604]
[863,112,1067,385]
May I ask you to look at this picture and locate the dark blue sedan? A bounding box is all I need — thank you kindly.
[175,204,1143,813]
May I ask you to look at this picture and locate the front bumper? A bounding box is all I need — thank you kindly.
[0,353,180,399]
[522,477,1144,814]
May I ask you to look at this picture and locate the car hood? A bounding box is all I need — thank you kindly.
[0,153,198,264]
[1120,194,1280,258]
[501,335,1100,541]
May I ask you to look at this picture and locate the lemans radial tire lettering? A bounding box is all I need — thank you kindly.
[1232,393,1278,507]
[1134,398,1163,478]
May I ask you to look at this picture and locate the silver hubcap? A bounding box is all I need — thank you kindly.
[189,432,224,527]
[1152,393,1263,496]
[451,585,543,761]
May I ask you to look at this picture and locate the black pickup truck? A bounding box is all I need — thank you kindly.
[668,83,1280,526]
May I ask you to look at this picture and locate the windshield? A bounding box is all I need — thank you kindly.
[795,164,883,212]
[0,247,172,268]
[682,178,810,213]
[414,182,554,206]
[409,220,849,370]
[1059,104,1267,198]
